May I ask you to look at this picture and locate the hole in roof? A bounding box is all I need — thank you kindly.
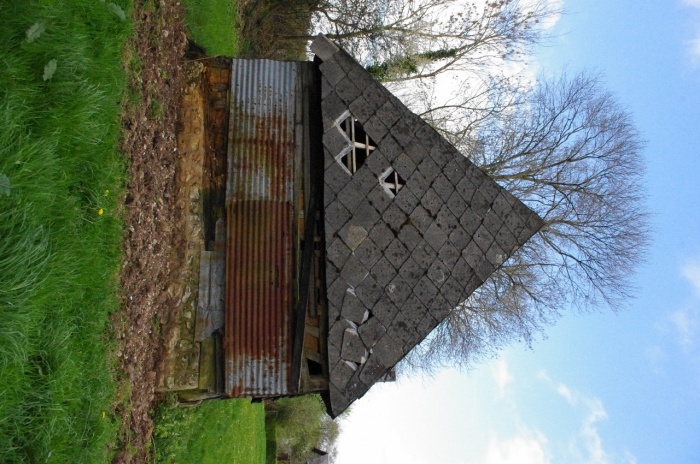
[336,112,376,174]
[379,167,406,198]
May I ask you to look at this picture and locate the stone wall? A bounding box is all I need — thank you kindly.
[312,36,544,417]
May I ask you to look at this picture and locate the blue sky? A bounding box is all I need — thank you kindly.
[335,0,700,462]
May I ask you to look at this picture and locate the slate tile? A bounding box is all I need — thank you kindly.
[414,275,439,307]
[409,205,432,234]
[372,294,399,327]
[394,185,419,214]
[369,256,398,287]
[385,274,412,307]
[355,275,383,308]
[397,223,422,252]
[398,256,424,287]
[412,240,438,269]
[424,222,448,252]
[384,239,410,269]
[341,291,369,325]
[325,200,351,232]
[369,221,395,249]
[355,238,382,269]
[340,254,369,287]
[420,187,443,216]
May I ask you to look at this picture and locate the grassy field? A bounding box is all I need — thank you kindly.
[181,0,240,56]
[154,397,266,463]
[0,0,131,462]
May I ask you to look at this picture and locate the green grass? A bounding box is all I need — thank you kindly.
[0,0,131,461]
[154,398,267,463]
[181,0,240,56]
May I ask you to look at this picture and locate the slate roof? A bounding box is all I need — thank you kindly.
[312,35,544,417]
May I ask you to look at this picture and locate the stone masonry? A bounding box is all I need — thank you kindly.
[311,35,544,417]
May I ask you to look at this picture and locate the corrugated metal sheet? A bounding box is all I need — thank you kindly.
[225,59,301,397]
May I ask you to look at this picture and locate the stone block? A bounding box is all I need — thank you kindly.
[440,275,464,307]
[463,240,484,270]
[387,311,418,345]
[407,169,430,199]
[495,225,517,253]
[325,199,351,232]
[486,241,506,267]
[429,292,452,320]
[424,222,448,252]
[394,186,419,215]
[334,49,357,73]
[418,155,440,181]
[430,140,454,168]
[358,317,387,348]
[397,223,422,252]
[446,190,467,218]
[415,124,442,151]
[355,275,383,308]
[411,240,438,269]
[359,354,387,386]
[409,205,433,234]
[338,223,368,251]
[328,318,354,350]
[367,183,393,214]
[344,375,370,400]
[443,158,465,185]
[416,312,439,338]
[404,137,429,165]
[369,255,398,287]
[414,275,439,307]
[480,178,500,204]
[384,239,410,269]
[471,190,491,218]
[436,205,459,237]
[349,96,376,124]
[504,212,526,238]
[475,258,496,282]
[325,162,351,194]
[375,100,402,129]
[338,179,366,213]
[391,118,414,147]
[336,76,363,104]
[372,333,404,367]
[432,176,455,203]
[451,257,475,283]
[460,208,482,235]
[327,238,351,269]
[341,328,368,364]
[365,114,389,142]
[492,191,513,220]
[348,65,376,94]
[331,359,356,389]
[420,188,443,217]
[366,148,389,177]
[398,256,424,287]
[438,241,461,269]
[455,176,477,203]
[394,152,417,180]
[319,57,346,86]
[378,134,403,161]
[386,274,412,307]
[401,293,426,328]
[427,259,449,288]
[323,91,348,122]
[341,291,369,325]
[369,221,395,250]
[473,224,495,254]
[483,210,504,237]
[382,202,408,232]
[311,35,339,60]
[329,384,352,418]
[449,225,471,250]
[372,294,399,327]
[340,254,369,287]
[355,237,382,269]
[361,84,388,113]
[353,200,381,230]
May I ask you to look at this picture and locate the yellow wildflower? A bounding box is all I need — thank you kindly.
[98,208,104,215]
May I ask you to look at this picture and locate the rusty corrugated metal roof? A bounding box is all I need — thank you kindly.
[225,59,300,397]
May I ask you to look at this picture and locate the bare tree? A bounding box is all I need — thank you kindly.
[406,72,650,370]
[306,0,556,82]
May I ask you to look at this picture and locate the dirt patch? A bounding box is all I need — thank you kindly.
[112,1,194,462]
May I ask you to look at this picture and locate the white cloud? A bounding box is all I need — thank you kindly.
[681,262,700,295]
[491,358,514,396]
[682,0,700,8]
[483,429,550,464]
[536,373,636,464]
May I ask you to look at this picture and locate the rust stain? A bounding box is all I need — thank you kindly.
[224,59,299,397]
